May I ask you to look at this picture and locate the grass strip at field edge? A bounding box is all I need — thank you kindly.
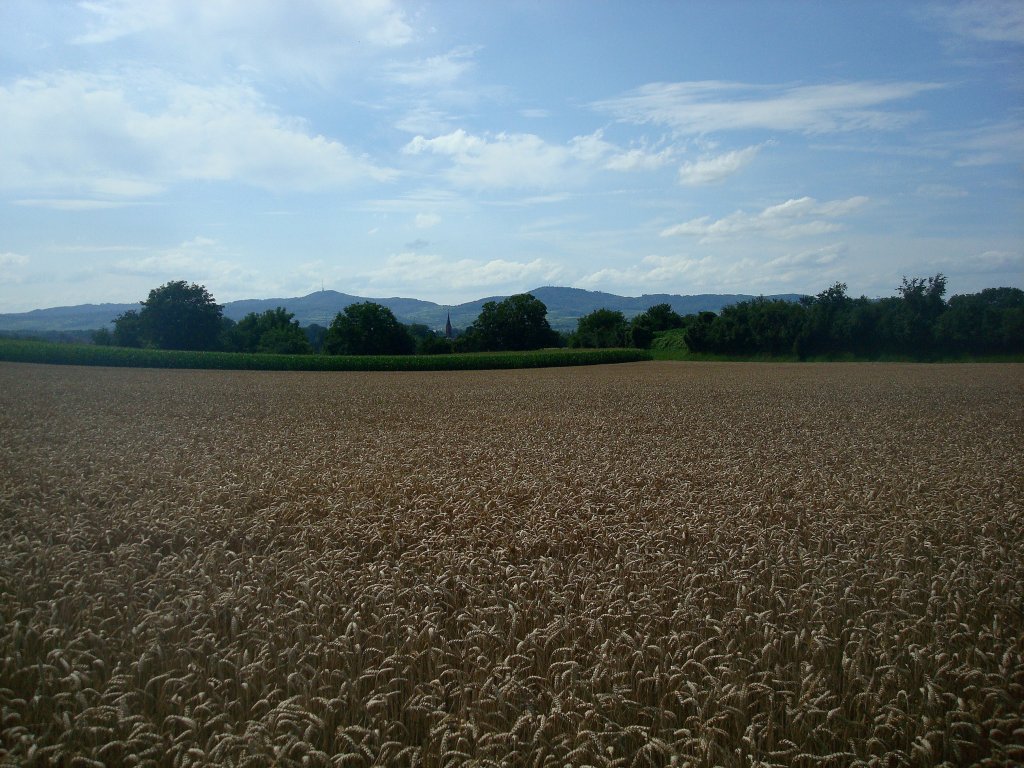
[0,338,652,371]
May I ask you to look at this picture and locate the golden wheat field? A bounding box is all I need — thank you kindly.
[1,361,1022,767]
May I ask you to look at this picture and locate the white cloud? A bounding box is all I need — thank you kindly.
[954,120,1024,166]
[404,129,578,188]
[661,196,870,240]
[577,243,850,296]
[933,1,1024,45]
[387,46,478,87]
[677,143,765,185]
[605,147,675,172]
[100,236,276,301]
[394,105,458,135]
[576,251,797,295]
[403,128,677,189]
[109,236,225,278]
[74,0,413,81]
[0,71,395,197]
[568,131,616,163]
[414,213,441,229]
[0,252,30,267]
[576,254,716,292]
[353,253,565,298]
[594,80,942,135]
[765,243,846,269]
[936,249,1024,274]
[74,0,173,44]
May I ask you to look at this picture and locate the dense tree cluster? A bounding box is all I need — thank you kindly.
[225,307,312,355]
[565,277,1021,358]
[568,308,629,349]
[323,302,416,356]
[569,303,687,350]
[96,285,562,356]
[95,278,1021,359]
[677,277,1023,358]
[98,281,224,351]
[456,293,560,352]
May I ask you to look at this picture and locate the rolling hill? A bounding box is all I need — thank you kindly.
[0,286,804,335]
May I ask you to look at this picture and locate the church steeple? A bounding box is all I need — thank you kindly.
[445,312,453,339]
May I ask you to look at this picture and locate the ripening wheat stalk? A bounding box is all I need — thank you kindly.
[1,361,1021,767]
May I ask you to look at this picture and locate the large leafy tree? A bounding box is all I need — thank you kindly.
[569,308,629,348]
[138,281,224,350]
[229,307,312,354]
[323,302,415,355]
[459,293,559,351]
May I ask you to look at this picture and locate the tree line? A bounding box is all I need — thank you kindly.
[93,282,560,356]
[95,277,1022,359]
[566,275,1021,358]
[612,275,1022,358]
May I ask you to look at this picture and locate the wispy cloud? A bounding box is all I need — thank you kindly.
[73,0,413,81]
[576,253,748,295]
[931,1,1024,45]
[352,252,565,299]
[934,248,1024,274]
[101,236,278,301]
[661,196,870,240]
[0,252,30,267]
[414,213,441,229]
[404,129,582,189]
[403,128,677,189]
[765,243,846,270]
[386,46,478,87]
[677,143,767,185]
[594,80,943,135]
[953,120,1024,166]
[0,71,395,198]
[577,242,850,296]
[604,146,676,172]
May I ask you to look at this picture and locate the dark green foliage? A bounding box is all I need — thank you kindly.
[304,323,328,353]
[91,327,113,345]
[681,312,718,352]
[112,309,146,348]
[323,302,416,355]
[884,274,948,355]
[457,293,559,352]
[406,323,453,354]
[135,281,224,350]
[569,309,629,348]
[678,274,1021,359]
[0,338,650,370]
[629,303,684,348]
[227,307,312,354]
[417,335,455,355]
[934,287,1024,355]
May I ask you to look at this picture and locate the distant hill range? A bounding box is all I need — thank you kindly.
[0,286,804,335]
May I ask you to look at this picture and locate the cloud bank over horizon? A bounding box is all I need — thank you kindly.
[0,0,1020,312]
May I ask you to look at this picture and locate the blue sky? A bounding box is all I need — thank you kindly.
[1,1,1021,312]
